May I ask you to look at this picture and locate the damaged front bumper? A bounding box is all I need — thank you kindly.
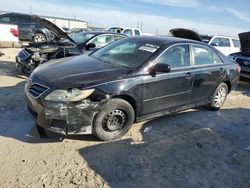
[25,86,106,135]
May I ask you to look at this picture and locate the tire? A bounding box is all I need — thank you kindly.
[209,83,228,110]
[33,33,47,43]
[93,98,135,141]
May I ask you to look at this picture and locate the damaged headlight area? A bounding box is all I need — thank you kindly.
[45,88,95,102]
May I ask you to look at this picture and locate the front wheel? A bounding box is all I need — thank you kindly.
[93,99,135,141]
[209,83,228,110]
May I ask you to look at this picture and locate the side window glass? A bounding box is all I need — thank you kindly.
[210,37,220,46]
[212,52,223,64]
[232,39,240,48]
[91,35,112,48]
[219,38,230,47]
[16,16,32,24]
[192,45,213,66]
[134,30,140,36]
[123,29,133,36]
[114,35,125,41]
[211,37,230,47]
[0,16,11,23]
[155,44,190,68]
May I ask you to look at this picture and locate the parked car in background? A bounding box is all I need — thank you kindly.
[67,28,90,37]
[169,28,240,56]
[228,32,250,81]
[109,27,154,36]
[25,36,240,141]
[201,35,240,56]
[70,31,126,51]
[0,12,54,43]
[16,15,127,75]
[0,23,19,46]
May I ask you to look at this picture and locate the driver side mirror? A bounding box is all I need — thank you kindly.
[85,43,96,50]
[149,63,171,77]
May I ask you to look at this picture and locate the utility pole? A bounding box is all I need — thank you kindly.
[29,5,32,14]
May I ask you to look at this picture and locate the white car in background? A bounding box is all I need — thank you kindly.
[0,23,19,46]
[108,27,155,37]
[201,35,240,56]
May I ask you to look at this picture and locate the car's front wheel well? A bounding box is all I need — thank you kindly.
[112,95,137,120]
[224,80,231,93]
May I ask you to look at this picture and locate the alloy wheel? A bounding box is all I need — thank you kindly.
[34,34,46,43]
[214,87,227,107]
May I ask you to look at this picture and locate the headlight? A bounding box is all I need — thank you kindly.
[45,88,95,102]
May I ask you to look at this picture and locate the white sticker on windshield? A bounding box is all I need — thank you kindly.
[139,44,159,53]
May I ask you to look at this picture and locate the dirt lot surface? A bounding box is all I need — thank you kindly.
[0,48,250,188]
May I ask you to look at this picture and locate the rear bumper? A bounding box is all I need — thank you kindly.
[25,83,104,135]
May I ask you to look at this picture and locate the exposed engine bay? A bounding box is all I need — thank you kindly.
[15,15,82,75]
[17,41,82,75]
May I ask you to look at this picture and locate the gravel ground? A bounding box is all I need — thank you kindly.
[0,48,250,188]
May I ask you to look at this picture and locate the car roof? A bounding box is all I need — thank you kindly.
[206,35,239,40]
[80,31,125,35]
[130,35,206,46]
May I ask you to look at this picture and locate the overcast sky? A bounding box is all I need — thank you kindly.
[1,0,250,36]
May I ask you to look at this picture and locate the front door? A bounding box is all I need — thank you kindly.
[142,44,192,116]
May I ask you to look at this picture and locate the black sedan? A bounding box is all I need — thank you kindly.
[25,36,240,141]
[15,15,126,75]
[228,31,250,81]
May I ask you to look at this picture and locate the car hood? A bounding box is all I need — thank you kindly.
[31,15,76,45]
[238,32,250,55]
[169,28,202,41]
[33,55,128,89]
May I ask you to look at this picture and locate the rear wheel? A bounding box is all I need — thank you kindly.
[93,99,134,141]
[209,83,228,110]
[33,33,46,43]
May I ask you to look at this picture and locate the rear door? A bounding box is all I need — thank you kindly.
[14,15,34,41]
[142,44,193,115]
[189,44,225,103]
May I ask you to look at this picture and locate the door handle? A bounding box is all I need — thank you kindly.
[185,72,192,79]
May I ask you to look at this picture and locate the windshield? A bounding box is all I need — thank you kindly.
[70,32,95,44]
[90,38,162,68]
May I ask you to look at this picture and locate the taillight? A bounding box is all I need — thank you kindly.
[236,64,241,73]
[10,28,19,38]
